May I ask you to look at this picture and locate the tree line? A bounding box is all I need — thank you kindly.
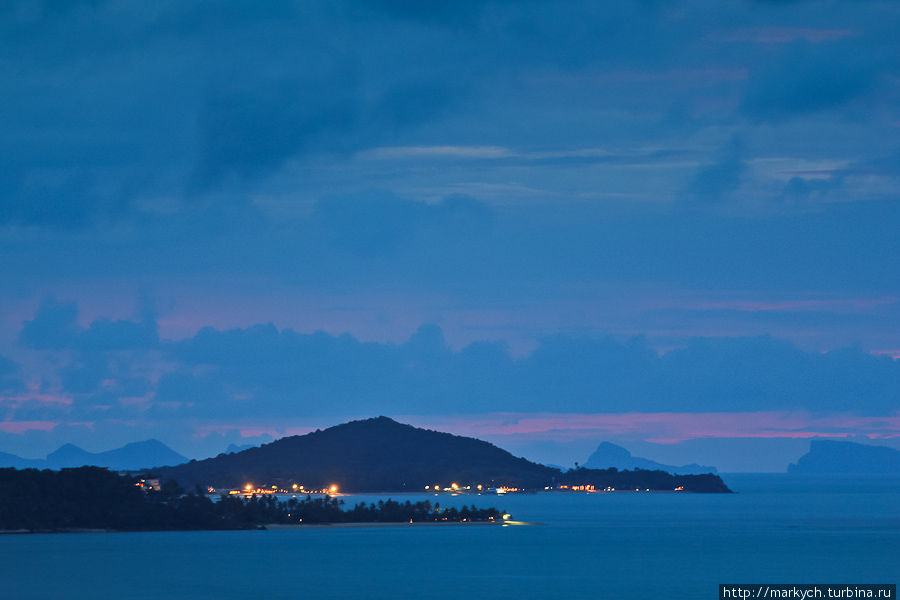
[0,467,503,532]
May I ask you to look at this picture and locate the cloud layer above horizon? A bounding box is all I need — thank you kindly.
[1,0,899,462]
[1,301,898,462]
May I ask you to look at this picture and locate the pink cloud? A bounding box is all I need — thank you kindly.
[192,423,317,440]
[183,412,900,447]
[0,389,73,409]
[0,420,58,434]
[396,412,900,444]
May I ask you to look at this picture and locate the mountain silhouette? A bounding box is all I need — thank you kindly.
[0,440,187,471]
[0,450,44,469]
[585,442,717,475]
[788,440,900,474]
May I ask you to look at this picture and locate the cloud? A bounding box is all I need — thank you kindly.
[5,301,900,459]
[150,371,228,417]
[349,0,498,25]
[158,323,900,418]
[14,298,161,410]
[780,174,845,206]
[742,41,879,121]
[3,1,900,469]
[18,297,158,352]
[59,353,109,395]
[191,72,363,188]
[79,317,159,352]
[713,27,856,44]
[313,192,494,255]
[411,411,900,444]
[686,136,745,203]
[0,355,24,395]
[18,298,81,350]
[0,0,896,235]
[361,146,514,160]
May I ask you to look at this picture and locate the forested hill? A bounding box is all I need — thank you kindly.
[155,417,556,491]
[153,417,731,493]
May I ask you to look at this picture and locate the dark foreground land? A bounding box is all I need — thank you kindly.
[0,467,503,533]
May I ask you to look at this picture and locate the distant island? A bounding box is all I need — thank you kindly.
[788,440,900,474]
[151,417,731,493]
[0,440,187,471]
[584,442,717,475]
[0,467,505,533]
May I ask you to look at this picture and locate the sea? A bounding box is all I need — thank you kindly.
[2,474,897,599]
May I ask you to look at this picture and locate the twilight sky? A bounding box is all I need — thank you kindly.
[1,0,899,471]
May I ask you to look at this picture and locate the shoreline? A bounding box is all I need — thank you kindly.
[0,521,523,535]
[0,520,538,535]
[264,520,514,530]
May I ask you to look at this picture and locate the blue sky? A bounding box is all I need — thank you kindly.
[1,0,898,470]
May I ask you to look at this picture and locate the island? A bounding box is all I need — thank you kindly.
[0,417,732,533]
[787,440,900,474]
[150,417,730,493]
[0,466,505,533]
[584,441,718,475]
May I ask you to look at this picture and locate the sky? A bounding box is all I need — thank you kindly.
[1,0,899,471]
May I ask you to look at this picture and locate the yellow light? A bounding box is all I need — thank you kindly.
[477,484,482,490]
[245,483,253,491]
[292,484,298,490]
[451,483,459,490]
[329,484,338,493]
[425,485,430,490]
[502,513,510,520]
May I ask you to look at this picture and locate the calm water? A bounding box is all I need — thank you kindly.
[2,474,897,599]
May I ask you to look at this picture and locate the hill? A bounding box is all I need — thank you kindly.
[0,450,44,470]
[156,417,555,490]
[0,440,187,471]
[788,440,900,474]
[585,442,717,475]
[153,417,731,492]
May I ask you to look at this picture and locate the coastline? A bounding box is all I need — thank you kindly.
[264,520,513,530]
[0,520,538,535]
